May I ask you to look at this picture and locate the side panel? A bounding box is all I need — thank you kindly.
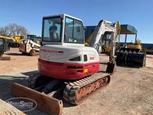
[19,43,26,53]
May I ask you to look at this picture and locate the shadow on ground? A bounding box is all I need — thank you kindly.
[0,73,75,115]
[0,75,47,115]
[21,70,40,76]
[5,53,24,56]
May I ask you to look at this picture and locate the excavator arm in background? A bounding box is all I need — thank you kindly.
[88,20,120,73]
[89,20,120,52]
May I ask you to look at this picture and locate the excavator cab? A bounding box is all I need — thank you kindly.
[42,14,84,46]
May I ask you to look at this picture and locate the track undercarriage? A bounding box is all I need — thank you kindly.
[28,72,110,105]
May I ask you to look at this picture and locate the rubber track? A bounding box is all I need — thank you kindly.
[28,72,43,88]
[63,73,111,105]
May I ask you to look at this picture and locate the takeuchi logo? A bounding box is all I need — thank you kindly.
[6,97,37,112]
[41,49,64,53]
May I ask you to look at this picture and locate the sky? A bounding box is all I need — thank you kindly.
[0,0,153,43]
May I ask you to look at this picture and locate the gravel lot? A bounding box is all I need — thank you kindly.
[0,48,153,115]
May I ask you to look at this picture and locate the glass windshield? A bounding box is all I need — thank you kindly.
[64,17,84,44]
[42,17,62,42]
[27,35,36,39]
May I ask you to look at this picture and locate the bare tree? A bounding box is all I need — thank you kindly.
[0,25,10,36]
[8,23,17,35]
[16,26,28,36]
[0,23,28,36]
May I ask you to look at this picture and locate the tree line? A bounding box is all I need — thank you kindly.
[0,23,28,36]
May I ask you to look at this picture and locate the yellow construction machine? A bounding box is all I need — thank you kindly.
[126,39,142,50]
[9,35,24,47]
[101,32,113,54]
[10,14,120,115]
[85,31,94,46]
[116,24,146,67]
[0,35,14,60]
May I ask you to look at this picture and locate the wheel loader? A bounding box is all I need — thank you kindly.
[10,14,120,115]
[115,24,146,67]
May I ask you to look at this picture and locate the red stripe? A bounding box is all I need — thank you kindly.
[38,58,100,80]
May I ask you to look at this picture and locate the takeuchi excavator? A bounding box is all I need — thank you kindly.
[11,14,120,115]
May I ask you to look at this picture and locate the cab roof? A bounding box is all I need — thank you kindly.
[120,24,137,34]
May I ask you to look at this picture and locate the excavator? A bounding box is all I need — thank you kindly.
[10,14,120,115]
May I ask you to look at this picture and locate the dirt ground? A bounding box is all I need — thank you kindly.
[0,48,153,115]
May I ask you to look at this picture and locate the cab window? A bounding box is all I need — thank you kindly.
[64,17,84,44]
[42,17,62,42]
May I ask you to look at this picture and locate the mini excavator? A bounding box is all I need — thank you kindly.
[11,14,120,115]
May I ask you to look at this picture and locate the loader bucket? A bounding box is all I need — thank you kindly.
[10,82,63,115]
[116,48,146,67]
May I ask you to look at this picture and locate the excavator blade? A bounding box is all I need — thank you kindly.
[10,82,63,115]
[106,62,117,74]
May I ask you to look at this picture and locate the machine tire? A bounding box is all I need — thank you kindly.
[28,73,42,88]
[0,51,4,57]
[102,48,106,53]
[22,52,27,55]
[29,49,35,56]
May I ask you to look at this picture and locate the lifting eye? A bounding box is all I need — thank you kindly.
[69,56,81,61]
